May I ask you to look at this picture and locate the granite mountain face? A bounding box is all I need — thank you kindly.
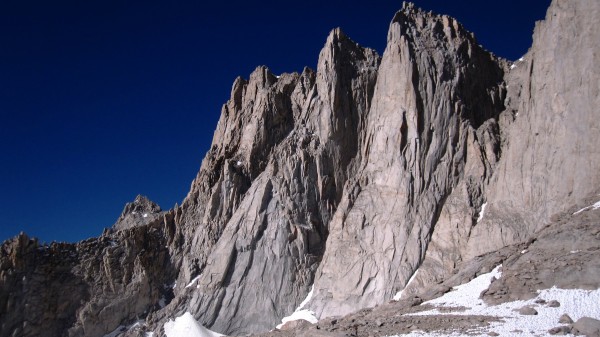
[1,0,599,336]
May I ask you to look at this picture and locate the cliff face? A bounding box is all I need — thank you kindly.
[399,0,600,301]
[165,28,381,334]
[465,0,600,258]
[1,0,599,336]
[308,4,505,318]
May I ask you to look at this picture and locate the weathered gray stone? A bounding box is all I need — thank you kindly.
[481,198,600,305]
[407,0,600,302]
[113,194,163,230]
[547,300,561,308]
[573,317,600,337]
[548,325,571,335]
[518,306,538,315]
[559,313,574,324]
[0,224,177,337]
[465,0,600,259]
[153,28,380,335]
[309,2,505,318]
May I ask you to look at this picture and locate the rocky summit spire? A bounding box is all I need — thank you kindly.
[307,2,506,318]
[113,194,162,230]
[156,26,380,335]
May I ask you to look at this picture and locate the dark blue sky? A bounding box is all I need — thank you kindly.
[0,0,550,243]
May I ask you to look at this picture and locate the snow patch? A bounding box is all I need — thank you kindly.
[185,275,201,288]
[573,200,600,215]
[510,64,517,69]
[164,312,223,337]
[276,309,318,329]
[422,265,501,309]
[276,285,318,329]
[476,203,487,223]
[143,213,148,218]
[397,265,600,336]
[297,285,314,310]
[394,269,419,301]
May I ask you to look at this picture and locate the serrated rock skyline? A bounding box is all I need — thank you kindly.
[1,0,599,336]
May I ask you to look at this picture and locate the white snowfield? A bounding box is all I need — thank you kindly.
[164,312,223,337]
[185,275,202,288]
[393,269,419,301]
[573,200,600,215]
[389,265,600,336]
[476,203,487,223]
[276,285,318,329]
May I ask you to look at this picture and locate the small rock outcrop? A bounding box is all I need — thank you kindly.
[548,326,571,335]
[518,306,538,315]
[573,317,600,337]
[559,314,574,324]
[113,195,163,230]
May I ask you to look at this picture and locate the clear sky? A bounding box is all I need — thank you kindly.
[0,0,551,243]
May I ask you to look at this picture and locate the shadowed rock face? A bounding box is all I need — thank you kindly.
[1,1,599,336]
[0,222,177,337]
[0,234,88,337]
